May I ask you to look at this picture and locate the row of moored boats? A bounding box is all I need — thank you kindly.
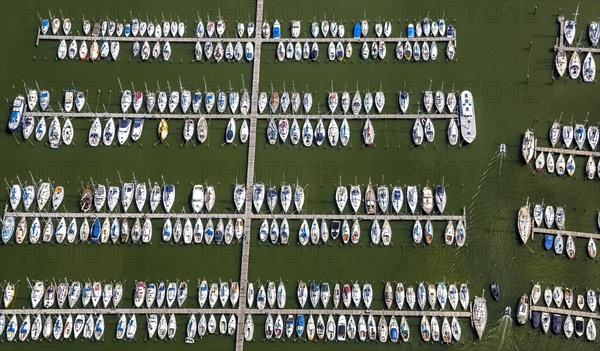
[518,202,598,258]
[262,16,456,40]
[274,39,455,62]
[257,217,465,247]
[6,180,185,213]
[523,128,600,179]
[516,285,597,340]
[556,10,598,81]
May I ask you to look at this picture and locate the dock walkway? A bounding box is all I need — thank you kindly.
[530,305,600,320]
[235,0,264,349]
[534,146,600,158]
[531,227,600,240]
[22,111,459,121]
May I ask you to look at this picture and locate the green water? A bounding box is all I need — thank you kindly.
[1,0,599,350]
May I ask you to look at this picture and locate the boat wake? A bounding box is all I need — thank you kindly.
[467,151,500,227]
[483,314,519,351]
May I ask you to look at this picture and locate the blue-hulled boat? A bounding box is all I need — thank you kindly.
[447,25,455,37]
[353,23,361,38]
[532,311,541,328]
[552,314,562,334]
[8,96,26,132]
[296,315,305,337]
[90,217,101,242]
[214,219,224,243]
[544,234,553,250]
[41,19,50,35]
[407,24,415,38]
[273,20,280,38]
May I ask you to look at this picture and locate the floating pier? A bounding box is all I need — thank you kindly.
[236,0,264,348]
[554,16,600,54]
[22,111,459,121]
[36,31,454,47]
[0,306,473,319]
[2,207,467,224]
[530,305,600,320]
[534,145,600,158]
[532,227,600,240]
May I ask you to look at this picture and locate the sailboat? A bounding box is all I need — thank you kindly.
[564,4,579,46]
[569,51,581,79]
[362,119,375,146]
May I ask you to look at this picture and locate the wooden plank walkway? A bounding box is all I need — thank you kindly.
[0,306,471,318]
[535,146,600,158]
[252,211,466,221]
[23,111,458,121]
[2,208,466,223]
[36,33,454,46]
[554,16,600,54]
[530,305,600,320]
[235,1,264,349]
[531,227,600,240]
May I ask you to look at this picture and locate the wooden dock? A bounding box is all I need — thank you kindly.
[2,208,466,223]
[252,209,466,222]
[554,16,600,54]
[530,305,600,320]
[36,32,454,46]
[235,0,264,349]
[22,110,458,121]
[0,305,472,318]
[534,146,600,158]
[532,227,600,240]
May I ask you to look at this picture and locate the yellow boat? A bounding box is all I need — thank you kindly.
[158,118,168,142]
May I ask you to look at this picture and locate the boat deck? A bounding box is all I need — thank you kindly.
[22,111,459,121]
[554,16,600,54]
[530,305,600,320]
[531,227,600,240]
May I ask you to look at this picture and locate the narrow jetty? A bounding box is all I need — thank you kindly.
[2,207,467,223]
[22,111,459,121]
[531,227,600,240]
[530,305,600,320]
[235,0,264,349]
[534,145,600,158]
[36,33,454,46]
[0,306,473,318]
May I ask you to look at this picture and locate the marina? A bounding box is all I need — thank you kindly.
[1,0,599,350]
